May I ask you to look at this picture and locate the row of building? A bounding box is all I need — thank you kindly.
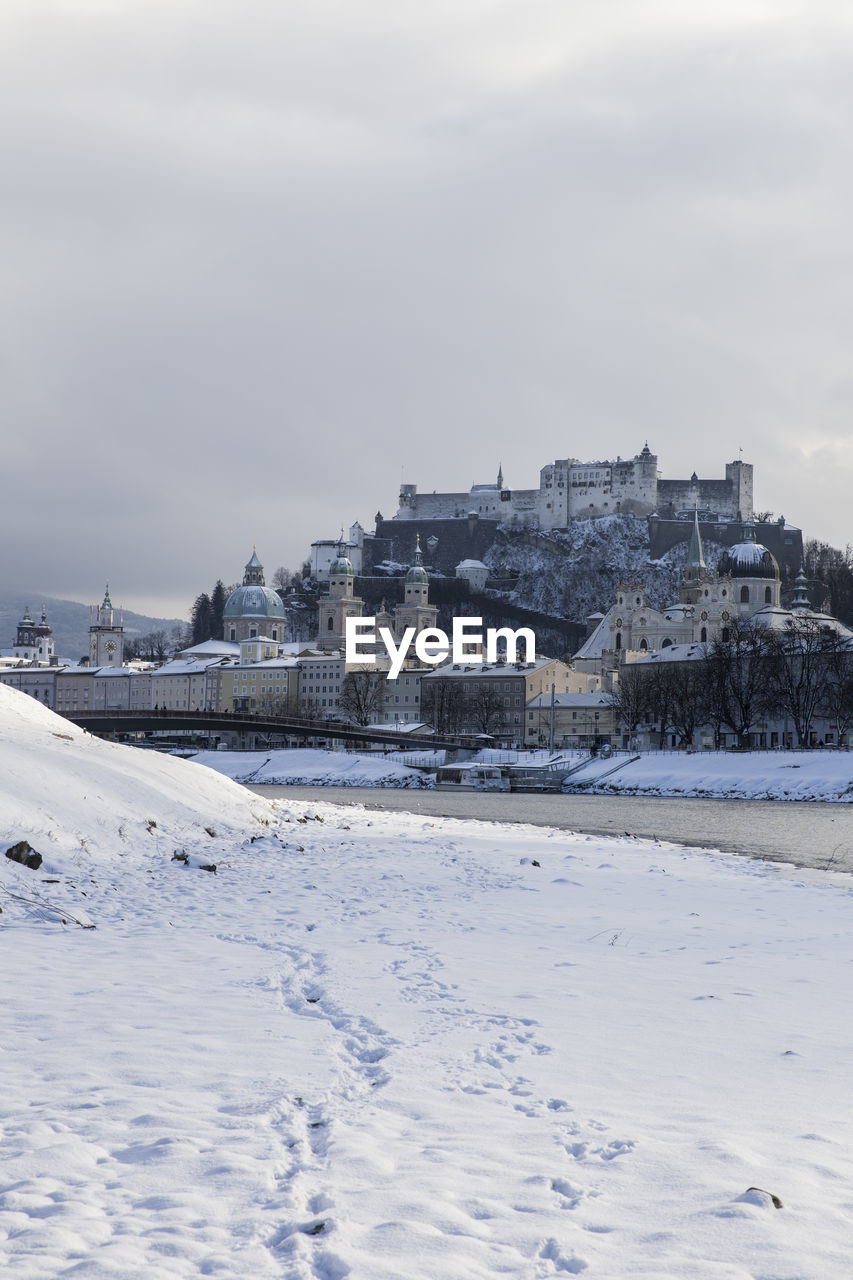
[7,522,851,751]
[1,551,605,747]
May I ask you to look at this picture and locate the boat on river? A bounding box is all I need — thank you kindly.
[435,763,510,792]
[436,755,580,793]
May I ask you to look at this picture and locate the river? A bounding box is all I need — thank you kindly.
[248,786,853,874]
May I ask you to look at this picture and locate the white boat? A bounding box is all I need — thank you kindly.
[435,763,511,792]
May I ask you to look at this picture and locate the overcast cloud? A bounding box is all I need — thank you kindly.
[3,1,853,617]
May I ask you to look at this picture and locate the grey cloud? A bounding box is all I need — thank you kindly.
[2,2,853,614]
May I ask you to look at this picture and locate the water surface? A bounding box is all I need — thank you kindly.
[248,786,853,873]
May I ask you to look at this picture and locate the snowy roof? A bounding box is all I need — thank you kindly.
[456,559,487,570]
[93,666,146,680]
[421,658,553,681]
[231,658,299,672]
[573,613,612,660]
[153,656,231,676]
[527,692,610,708]
[181,639,241,658]
[628,643,707,665]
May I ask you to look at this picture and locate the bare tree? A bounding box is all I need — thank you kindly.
[468,685,507,736]
[644,663,676,746]
[656,661,707,747]
[765,616,838,747]
[819,639,853,746]
[605,664,651,743]
[339,668,385,727]
[421,679,469,734]
[706,617,773,748]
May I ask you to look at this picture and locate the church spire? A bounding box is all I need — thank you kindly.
[497,462,504,489]
[791,566,810,611]
[685,506,706,572]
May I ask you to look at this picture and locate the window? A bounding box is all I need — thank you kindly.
[700,627,707,642]
[740,586,749,604]
[764,586,772,603]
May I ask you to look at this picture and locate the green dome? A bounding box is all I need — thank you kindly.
[223,583,286,619]
[330,554,354,576]
[405,563,429,585]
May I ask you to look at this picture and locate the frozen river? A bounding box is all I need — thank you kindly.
[249,786,853,873]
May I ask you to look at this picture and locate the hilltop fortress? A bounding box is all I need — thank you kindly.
[395,444,753,529]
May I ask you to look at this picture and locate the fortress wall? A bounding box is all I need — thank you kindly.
[658,478,741,518]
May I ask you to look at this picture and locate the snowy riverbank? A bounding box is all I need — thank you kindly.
[190,743,853,803]
[190,746,432,788]
[3,682,853,1277]
[562,748,853,802]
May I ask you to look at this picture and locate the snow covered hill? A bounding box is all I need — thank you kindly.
[3,682,853,1278]
[485,514,729,622]
[0,683,271,881]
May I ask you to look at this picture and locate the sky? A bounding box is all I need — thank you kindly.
[3,0,853,619]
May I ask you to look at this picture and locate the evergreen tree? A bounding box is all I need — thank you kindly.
[191,592,212,646]
[210,580,227,640]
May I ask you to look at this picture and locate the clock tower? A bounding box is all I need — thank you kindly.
[89,583,125,667]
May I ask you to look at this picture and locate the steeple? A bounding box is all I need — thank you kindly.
[685,506,706,573]
[243,546,265,586]
[89,583,124,666]
[405,532,429,589]
[497,463,504,489]
[791,567,810,611]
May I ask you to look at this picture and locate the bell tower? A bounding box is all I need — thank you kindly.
[89,583,125,667]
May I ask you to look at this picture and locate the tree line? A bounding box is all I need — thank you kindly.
[607,616,853,748]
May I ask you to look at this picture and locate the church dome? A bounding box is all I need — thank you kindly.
[223,583,285,619]
[405,533,429,585]
[718,537,779,581]
[330,552,354,576]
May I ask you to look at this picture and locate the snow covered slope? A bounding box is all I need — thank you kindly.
[0,682,271,875]
[563,749,853,802]
[3,682,853,1278]
[190,747,431,788]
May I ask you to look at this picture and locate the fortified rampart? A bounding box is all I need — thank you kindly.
[395,448,753,532]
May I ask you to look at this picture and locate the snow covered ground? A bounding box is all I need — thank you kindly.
[3,682,853,1278]
[191,747,431,788]
[562,749,853,803]
[192,743,853,803]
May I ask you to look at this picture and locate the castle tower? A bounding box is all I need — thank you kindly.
[89,584,125,667]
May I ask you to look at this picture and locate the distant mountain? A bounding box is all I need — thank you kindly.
[0,593,187,665]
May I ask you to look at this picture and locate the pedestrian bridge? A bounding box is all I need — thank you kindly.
[64,707,480,753]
